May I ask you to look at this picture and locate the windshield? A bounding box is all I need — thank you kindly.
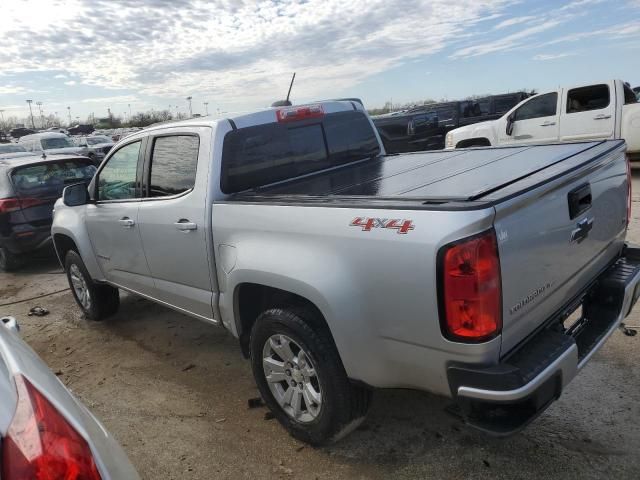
[87,136,112,145]
[11,159,96,196]
[0,144,27,154]
[41,137,75,149]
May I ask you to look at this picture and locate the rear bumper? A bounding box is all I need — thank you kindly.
[447,244,640,435]
[1,227,52,254]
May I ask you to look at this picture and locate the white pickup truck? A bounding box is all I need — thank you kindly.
[51,100,640,445]
[446,80,640,160]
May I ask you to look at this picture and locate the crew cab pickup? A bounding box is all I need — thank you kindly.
[446,80,640,161]
[373,92,530,153]
[51,100,640,445]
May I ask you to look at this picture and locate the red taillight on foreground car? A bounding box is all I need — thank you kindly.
[439,230,502,342]
[0,197,48,214]
[1,375,101,480]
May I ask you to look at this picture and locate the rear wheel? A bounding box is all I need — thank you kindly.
[0,247,22,272]
[65,251,119,321]
[250,307,371,445]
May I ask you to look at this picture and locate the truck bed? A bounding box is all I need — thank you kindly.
[230,141,622,209]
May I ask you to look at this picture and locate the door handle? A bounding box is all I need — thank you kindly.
[118,217,135,228]
[174,219,197,231]
[540,121,556,127]
[593,114,611,120]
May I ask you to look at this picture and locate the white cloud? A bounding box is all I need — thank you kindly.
[0,85,27,94]
[64,80,76,85]
[533,52,575,61]
[493,15,536,29]
[54,74,67,79]
[452,19,562,58]
[81,95,137,104]
[0,0,512,102]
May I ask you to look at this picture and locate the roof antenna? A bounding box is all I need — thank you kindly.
[41,152,47,159]
[271,72,296,107]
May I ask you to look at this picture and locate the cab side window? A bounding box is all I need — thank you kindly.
[97,141,141,201]
[513,93,557,121]
[567,84,610,113]
[147,135,199,198]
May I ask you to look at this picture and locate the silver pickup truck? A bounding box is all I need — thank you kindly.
[51,100,640,445]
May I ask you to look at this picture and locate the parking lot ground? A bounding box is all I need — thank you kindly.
[2,173,640,480]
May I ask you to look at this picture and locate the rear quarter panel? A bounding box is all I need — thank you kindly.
[212,202,500,395]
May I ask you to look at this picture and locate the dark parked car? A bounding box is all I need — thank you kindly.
[9,127,35,139]
[67,124,95,135]
[0,154,96,271]
[372,91,531,153]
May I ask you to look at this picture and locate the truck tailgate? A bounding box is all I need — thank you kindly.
[489,140,629,354]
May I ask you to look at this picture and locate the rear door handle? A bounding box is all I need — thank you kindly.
[593,114,611,120]
[118,217,135,228]
[175,219,197,231]
[540,121,556,127]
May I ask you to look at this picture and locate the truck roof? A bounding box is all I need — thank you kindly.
[142,100,362,133]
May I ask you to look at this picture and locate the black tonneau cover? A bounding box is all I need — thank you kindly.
[231,141,622,208]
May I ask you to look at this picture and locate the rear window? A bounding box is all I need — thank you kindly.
[11,159,96,195]
[567,84,610,113]
[148,135,199,197]
[221,110,380,193]
[41,137,75,149]
[0,144,26,154]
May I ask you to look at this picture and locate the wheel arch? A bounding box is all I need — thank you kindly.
[233,282,337,360]
[455,137,492,148]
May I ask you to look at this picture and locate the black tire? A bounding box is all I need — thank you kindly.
[64,250,119,321]
[0,247,22,272]
[250,307,371,445]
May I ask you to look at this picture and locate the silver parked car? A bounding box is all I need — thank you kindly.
[18,132,84,157]
[73,135,115,165]
[0,316,139,479]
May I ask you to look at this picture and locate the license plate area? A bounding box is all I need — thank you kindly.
[562,304,588,337]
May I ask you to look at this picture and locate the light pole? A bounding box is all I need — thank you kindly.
[186,96,192,117]
[67,106,72,127]
[0,110,4,124]
[204,102,209,116]
[36,101,44,128]
[128,104,132,118]
[26,100,35,129]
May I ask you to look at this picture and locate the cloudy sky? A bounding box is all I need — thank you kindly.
[0,0,639,122]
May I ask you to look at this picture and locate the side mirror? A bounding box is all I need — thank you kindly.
[506,114,515,136]
[62,182,90,206]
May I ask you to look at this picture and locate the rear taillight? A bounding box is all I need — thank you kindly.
[0,197,48,214]
[439,230,502,342]
[626,154,632,227]
[0,198,22,214]
[1,375,101,480]
[276,104,324,123]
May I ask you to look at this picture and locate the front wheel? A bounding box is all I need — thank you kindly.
[250,307,371,445]
[65,251,119,321]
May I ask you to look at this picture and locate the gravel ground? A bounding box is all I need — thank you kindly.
[1,174,640,480]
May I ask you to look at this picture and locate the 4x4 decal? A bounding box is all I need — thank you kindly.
[350,217,415,234]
